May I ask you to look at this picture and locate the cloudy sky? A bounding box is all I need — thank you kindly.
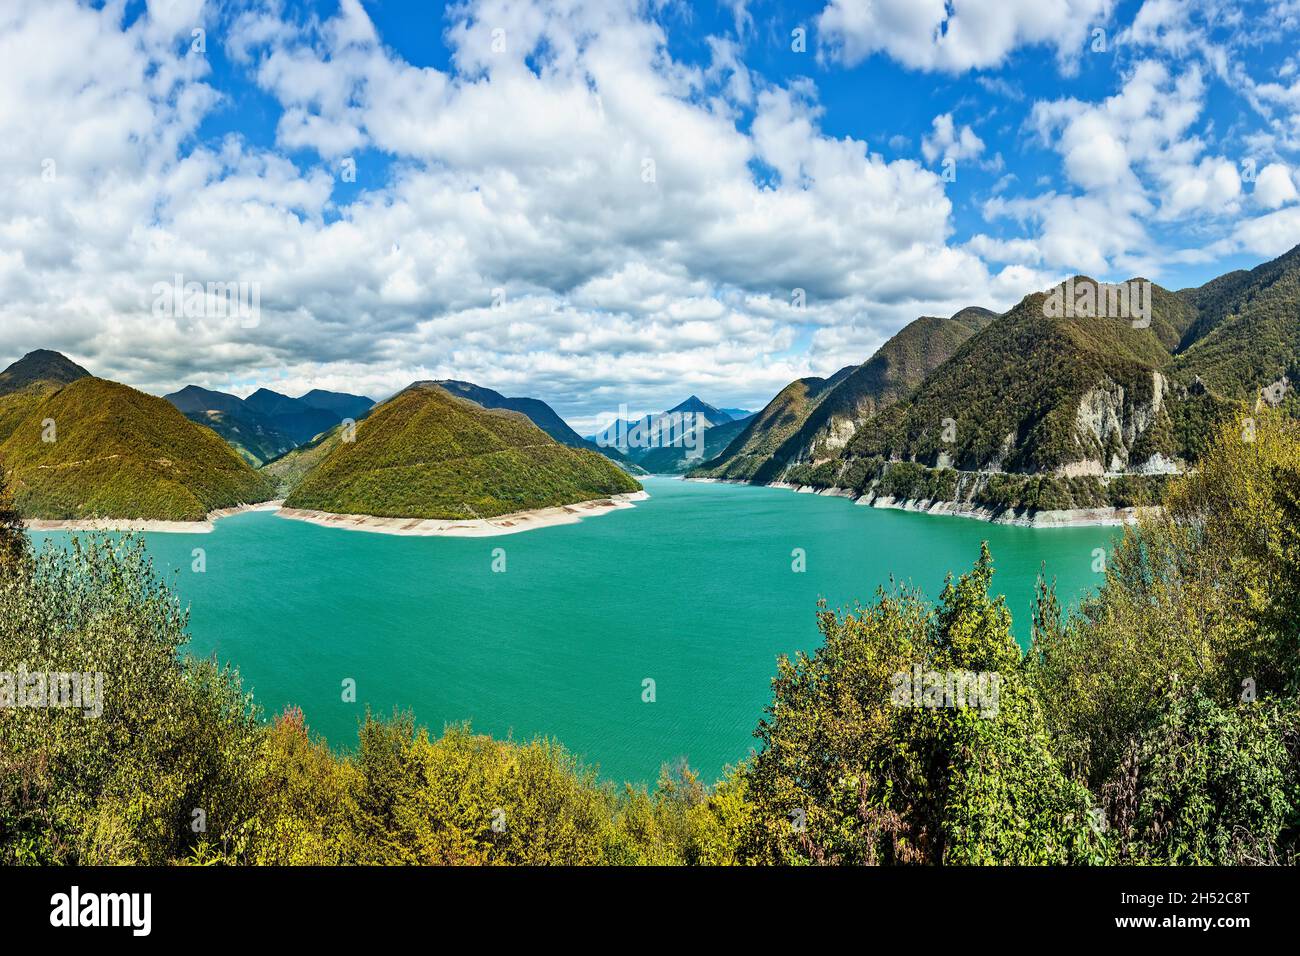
[2,0,1300,429]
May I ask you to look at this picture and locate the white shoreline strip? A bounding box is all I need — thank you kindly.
[24,500,285,535]
[685,477,1151,528]
[275,490,650,537]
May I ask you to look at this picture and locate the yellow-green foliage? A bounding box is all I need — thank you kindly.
[1030,412,1300,786]
[0,378,275,521]
[284,384,640,519]
[3,415,1299,866]
[741,547,1098,865]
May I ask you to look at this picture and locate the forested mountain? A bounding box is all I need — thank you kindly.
[433,379,629,465]
[0,350,91,443]
[0,375,274,521]
[281,383,640,519]
[691,246,1300,517]
[693,307,993,482]
[1173,244,1300,401]
[243,388,372,446]
[165,385,376,465]
[164,385,300,466]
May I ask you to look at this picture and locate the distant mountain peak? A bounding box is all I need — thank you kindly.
[0,349,92,396]
[667,395,731,422]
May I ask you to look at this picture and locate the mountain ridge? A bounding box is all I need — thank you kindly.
[281,382,641,519]
[0,376,275,521]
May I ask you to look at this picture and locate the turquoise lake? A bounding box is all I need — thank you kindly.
[32,477,1118,785]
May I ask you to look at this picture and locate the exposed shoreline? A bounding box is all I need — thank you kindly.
[24,500,285,535]
[275,490,650,537]
[686,477,1150,527]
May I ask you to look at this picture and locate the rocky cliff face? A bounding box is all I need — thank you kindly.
[1063,371,1177,476]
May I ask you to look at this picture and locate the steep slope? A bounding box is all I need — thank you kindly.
[0,350,92,442]
[692,307,992,483]
[784,308,996,466]
[282,383,641,519]
[1173,243,1300,401]
[0,378,275,520]
[432,379,628,464]
[164,385,299,466]
[690,370,855,482]
[839,281,1180,477]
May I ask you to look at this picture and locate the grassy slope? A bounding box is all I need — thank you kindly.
[689,368,854,481]
[840,284,1180,474]
[283,384,641,519]
[0,378,276,521]
[691,308,994,483]
[1174,245,1300,399]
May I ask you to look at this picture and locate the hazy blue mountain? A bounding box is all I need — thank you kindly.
[243,388,340,446]
[163,385,300,466]
[298,389,375,420]
[589,395,740,473]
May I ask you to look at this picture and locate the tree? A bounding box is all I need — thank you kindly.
[0,463,27,575]
[1031,412,1300,786]
[0,534,260,864]
[742,546,1098,865]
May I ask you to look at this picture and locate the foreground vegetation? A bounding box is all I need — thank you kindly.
[1,413,1298,864]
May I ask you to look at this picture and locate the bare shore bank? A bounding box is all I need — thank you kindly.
[275,490,650,537]
[685,477,1149,527]
[24,500,286,534]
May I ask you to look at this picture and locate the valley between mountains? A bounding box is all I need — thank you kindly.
[2,244,1297,533]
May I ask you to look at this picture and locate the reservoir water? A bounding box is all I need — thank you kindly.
[33,477,1118,784]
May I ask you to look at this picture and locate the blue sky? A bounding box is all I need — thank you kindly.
[3,0,1300,427]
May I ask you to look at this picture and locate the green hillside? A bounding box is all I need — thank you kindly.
[839,284,1179,476]
[692,307,992,483]
[283,383,641,519]
[261,422,347,494]
[1174,244,1300,400]
[789,309,996,464]
[759,277,1234,513]
[0,377,276,521]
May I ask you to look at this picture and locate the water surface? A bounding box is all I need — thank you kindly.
[33,478,1117,784]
